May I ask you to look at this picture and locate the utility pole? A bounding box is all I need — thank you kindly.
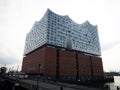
[36,64,41,90]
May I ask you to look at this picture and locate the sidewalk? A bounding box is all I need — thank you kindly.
[21,79,105,90]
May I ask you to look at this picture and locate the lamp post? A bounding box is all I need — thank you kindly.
[36,64,41,90]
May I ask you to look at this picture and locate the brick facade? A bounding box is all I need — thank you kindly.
[59,50,76,76]
[44,47,56,76]
[78,53,92,76]
[22,47,46,74]
[91,56,104,77]
[22,46,104,81]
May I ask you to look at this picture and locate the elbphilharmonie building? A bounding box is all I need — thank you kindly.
[22,9,103,81]
[24,9,101,56]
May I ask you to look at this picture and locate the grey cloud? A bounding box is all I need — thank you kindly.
[0,55,20,65]
[101,41,120,51]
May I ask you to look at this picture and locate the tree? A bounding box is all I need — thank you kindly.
[0,67,7,75]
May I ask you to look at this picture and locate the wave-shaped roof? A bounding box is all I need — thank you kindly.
[45,8,96,27]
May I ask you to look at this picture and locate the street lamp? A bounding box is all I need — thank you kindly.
[36,64,41,90]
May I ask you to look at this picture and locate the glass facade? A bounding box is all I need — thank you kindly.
[24,9,101,56]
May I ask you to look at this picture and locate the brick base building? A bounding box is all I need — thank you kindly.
[22,44,104,81]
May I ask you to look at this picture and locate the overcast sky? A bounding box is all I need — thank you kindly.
[0,0,120,72]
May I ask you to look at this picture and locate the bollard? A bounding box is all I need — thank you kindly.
[60,86,63,90]
[105,85,108,89]
[117,86,119,90]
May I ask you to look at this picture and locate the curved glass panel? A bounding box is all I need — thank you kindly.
[24,9,101,56]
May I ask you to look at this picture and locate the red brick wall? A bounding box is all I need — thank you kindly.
[59,50,76,76]
[44,47,56,76]
[22,57,29,73]
[22,46,104,78]
[78,53,92,76]
[91,56,104,76]
[22,47,46,74]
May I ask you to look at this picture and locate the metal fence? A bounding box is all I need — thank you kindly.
[105,85,120,90]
